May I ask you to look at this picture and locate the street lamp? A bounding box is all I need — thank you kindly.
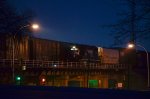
[12,23,39,84]
[52,64,57,86]
[128,43,150,88]
[32,23,40,30]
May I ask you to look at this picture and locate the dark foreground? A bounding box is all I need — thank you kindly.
[0,86,150,99]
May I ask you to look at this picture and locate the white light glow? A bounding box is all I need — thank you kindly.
[32,24,39,30]
[128,44,134,48]
[71,46,78,51]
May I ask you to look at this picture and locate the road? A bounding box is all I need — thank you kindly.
[0,86,150,99]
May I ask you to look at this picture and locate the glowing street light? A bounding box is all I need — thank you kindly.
[31,23,40,30]
[128,43,135,48]
[127,43,150,88]
[12,23,40,84]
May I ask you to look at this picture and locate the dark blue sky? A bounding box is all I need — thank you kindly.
[9,0,122,47]
[9,0,150,51]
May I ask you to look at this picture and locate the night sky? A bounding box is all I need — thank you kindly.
[8,0,150,51]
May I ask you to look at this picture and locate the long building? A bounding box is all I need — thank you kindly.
[0,36,149,90]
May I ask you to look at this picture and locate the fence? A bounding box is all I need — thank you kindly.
[0,59,128,70]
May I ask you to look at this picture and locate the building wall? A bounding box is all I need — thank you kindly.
[98,47,119,64]
[13,70,125,89]
[2,37,147,89]
[0,36,29,60]
[0,36,6,59]
[29,38,60,60]
[59,42,98,62]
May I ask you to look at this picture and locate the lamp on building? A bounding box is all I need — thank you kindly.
[127,43,149,88]
[71,46,78,58]
[12,23,40,84]
[71,46,78,51]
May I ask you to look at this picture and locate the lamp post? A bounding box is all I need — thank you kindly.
[12,23,39,84]
[52,64,57,86]
[128,43,149,88]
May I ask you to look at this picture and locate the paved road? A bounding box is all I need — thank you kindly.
[0,86,150,99]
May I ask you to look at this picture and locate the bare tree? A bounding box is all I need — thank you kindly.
[0,0,35,59]
[0,0,34,38]
[111,0,150,47]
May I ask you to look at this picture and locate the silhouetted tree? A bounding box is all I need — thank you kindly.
[0,0,35,59]
[0,0,34,39]
[111,0,150,46]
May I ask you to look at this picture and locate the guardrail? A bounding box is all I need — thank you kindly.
[0,59,128,70]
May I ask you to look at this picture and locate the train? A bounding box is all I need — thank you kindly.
[0,36,149,89]
[0,36,147,66]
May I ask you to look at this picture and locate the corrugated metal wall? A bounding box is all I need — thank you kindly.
[98,47,119,64]
[29,38,60,60]
[0,36,29,60]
